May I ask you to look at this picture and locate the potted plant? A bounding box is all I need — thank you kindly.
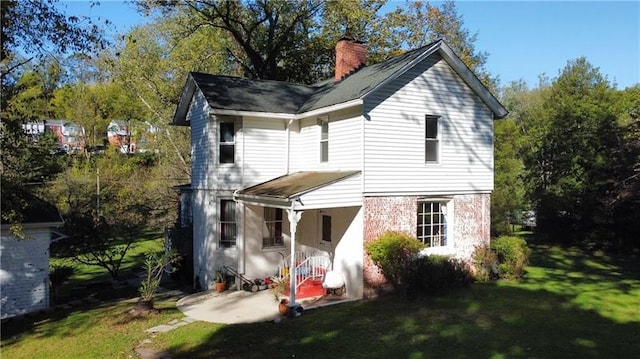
[137,250,180,311]
[270,275,290,315]
[214,270,226,293]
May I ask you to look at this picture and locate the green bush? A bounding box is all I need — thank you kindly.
[365,231,424,289]
[411,255,472,292]
[492,236,530,280]
[471,244,500,282]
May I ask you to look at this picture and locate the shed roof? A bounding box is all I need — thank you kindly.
[236,171,360,201]
[1,191,63,227]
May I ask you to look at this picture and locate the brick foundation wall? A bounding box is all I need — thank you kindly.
[363,196,418,293]
[452,193,491,260]
[362,194,491,295]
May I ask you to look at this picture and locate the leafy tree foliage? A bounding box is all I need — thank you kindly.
[1,0,104,82]
[503,59,640,249]
[135,0,491,85]
[49,149,175,279]
[1,0,103,227]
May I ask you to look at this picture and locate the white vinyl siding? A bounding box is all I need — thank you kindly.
[189,90,213,190]
[1,227,51,318]
[297,173,362,209]
[290,107,363,172]
[363,53,494,194]
[242,117,287,186]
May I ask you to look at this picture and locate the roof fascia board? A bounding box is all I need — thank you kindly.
[436,43,508,118]
[233,193,293,209]
[209,108,295,120]
[172,74,197,126]
[208,99,363,120]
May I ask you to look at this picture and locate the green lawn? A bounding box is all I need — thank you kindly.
[2,243,639,359]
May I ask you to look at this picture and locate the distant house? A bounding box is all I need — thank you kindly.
[171,39,507,302]
[107,120,132,153]
[107,120,159,154]
[21,119,85,153]
[0,195,64,319]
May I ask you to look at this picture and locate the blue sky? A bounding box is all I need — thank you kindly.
[61,0,639,89]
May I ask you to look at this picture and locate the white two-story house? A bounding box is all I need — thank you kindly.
[172,39,507,302]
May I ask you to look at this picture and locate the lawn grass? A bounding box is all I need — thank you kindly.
[1,295,185,359]
[2,242,639,359]
[153,243,640,359]
[50,236,165,302]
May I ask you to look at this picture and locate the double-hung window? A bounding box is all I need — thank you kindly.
[219,199,236,248]
[319,119,329,163]
[425,115,440,163]
[219,122,235,164]
[417,201,447,247]
[263,207,283,248]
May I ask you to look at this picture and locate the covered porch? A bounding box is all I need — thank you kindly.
[233,170,364,308]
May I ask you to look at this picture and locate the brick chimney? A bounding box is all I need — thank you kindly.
[335,38,366,82]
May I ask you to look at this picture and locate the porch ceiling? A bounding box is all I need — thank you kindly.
[234,171,360,207]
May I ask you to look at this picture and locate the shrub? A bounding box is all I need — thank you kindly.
[471,244,500,281]
[411,255,472,292]
[365,231,424,289]
[492,236,530,280]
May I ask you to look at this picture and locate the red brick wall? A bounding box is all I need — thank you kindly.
[335,39,367,82]
[362,194,491,295]
[362,196,417,291]
[452,193,491,259]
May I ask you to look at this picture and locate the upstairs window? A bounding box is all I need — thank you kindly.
[219,199,236,248]
[219,122,235,164]
[417,201,447,247]
[425,115,440,163]
[263,207,284,248]
[319,119,329,162]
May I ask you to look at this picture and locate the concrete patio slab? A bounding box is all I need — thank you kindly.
[176,288,355,324]
[177,289,279,324]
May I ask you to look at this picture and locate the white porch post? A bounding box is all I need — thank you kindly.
[287,208,302,306]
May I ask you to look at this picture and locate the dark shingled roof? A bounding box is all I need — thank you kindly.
[188,42,440,116]
[1,191,62,225]
[177,40,507,121]
[190,73,317,114]
[237,171,360,200]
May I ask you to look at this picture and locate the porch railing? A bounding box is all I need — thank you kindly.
[277,251,331,293]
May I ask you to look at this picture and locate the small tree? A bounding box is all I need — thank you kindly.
[365,231,424,290]
[138,250,181,303]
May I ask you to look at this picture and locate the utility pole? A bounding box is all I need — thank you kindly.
[96,167,100,217]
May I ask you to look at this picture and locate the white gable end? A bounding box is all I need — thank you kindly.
[363,53,494,195]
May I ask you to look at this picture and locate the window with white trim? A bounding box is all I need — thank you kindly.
[425,115,440,163]
[219,199,236,248]
[219,122,235,164]
[417,201,447,247]
[263,207,283,248]
[319,119,328,162]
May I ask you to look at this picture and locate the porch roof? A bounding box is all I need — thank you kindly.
[234,171,360,207]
